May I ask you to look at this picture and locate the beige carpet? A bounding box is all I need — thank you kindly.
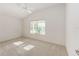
[0,38,67,56]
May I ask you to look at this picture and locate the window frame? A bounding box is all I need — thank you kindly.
[30,20,45,35]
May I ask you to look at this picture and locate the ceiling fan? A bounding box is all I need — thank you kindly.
[16,3,32,14]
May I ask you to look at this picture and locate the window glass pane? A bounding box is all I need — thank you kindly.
[30,20,45,35]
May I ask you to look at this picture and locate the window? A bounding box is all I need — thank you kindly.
[30,20,45,35]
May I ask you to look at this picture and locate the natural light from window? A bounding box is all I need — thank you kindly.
[30,20,45,35]
[23,44,35,51]
[13,41,24,46]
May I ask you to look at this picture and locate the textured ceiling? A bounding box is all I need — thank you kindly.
[0,3,65,19]
[16,3,62,12]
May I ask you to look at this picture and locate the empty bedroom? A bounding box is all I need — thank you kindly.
[0,3,79,56]
[0,3,66,56]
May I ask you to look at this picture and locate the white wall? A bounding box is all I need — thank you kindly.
[24,4,65,46]
[0,15,22,42]
[66,3,79,56]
